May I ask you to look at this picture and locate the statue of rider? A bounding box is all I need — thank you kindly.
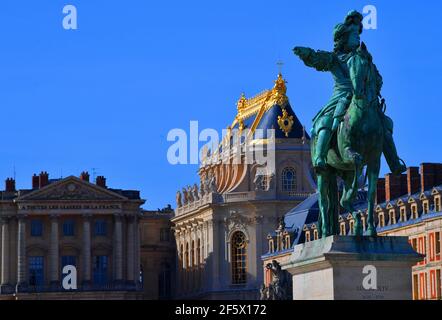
[293,10,406,175]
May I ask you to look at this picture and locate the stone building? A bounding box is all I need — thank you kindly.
[172,73,316,299]
[140,206,176,299]
[263,162,442,300]
[0,171,144,299]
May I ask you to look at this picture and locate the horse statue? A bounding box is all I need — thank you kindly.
[293,11,406,237]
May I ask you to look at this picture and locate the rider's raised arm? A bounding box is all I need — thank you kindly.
[293,47,334,72]
[347,55,365,99]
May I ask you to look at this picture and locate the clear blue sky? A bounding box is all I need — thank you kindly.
[0,0,440,209]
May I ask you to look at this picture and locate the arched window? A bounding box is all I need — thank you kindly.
[282,167,297,192]
[231,231,247,285]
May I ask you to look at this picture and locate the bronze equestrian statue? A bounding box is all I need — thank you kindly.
[293,10,406,237]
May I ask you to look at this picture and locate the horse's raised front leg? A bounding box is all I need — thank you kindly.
[366,159,380,237]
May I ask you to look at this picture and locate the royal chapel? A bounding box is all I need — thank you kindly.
[172,73,316,299]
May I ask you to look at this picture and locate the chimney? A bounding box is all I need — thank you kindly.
[39,171,49,188]
[376,178,385,204]
[5,178,16,192]
[80,171,90,182]
[96,176,106,188]
[385,173,407,202]
[32,174,40,189]
[420,163,442,192]
[407,167,420,195]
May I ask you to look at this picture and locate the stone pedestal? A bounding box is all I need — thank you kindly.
[282,236,423,300]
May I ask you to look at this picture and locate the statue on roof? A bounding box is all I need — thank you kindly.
[176,191,182,208]
[292,10,407,237]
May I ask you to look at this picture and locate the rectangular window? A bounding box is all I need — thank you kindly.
[62,220,75,236]
[29,256,44,286]
[94,220,107,236]
[437,270,441,299]
[435,197,441,212]
[413,274,419,300]
[419,272,427,300]
[423,201,429,214]
[30,219,43,237]
[430,233,435,262]
[411,205,418,219]
[430,270,436,299]
[436,232,441,260]
[400,207,406,222]
[93,255,109,285]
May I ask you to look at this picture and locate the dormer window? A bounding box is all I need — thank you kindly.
[435,196,441,212]
[389,209,396,225]
[400,207,407,222]
[305,231,311,242]
[269,239,274,253]
[285,235,290,249]
[411,205,418,219]
[349,220,354,235]
[340,223,346,236]
[423,201,429,214]
[378,213,385,228]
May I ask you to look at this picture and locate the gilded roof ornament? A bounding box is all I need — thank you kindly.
[237,93,247,114]
[271,73,288,106]
[277,108,294,137]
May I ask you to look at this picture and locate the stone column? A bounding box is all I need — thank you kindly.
[17,216,27,289]
[114,214,123,284]
[126,216,135,283]
[1,217,10,289]
[49,215,59,286]
[82,215,91,285]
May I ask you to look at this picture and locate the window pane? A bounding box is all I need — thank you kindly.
[94,220,107,236]
[29,256,44,286]
[231,231,247,284]
[282,167,297,192]
[63,220,75,236]
[31,220,43,237]
[93,255,108,285]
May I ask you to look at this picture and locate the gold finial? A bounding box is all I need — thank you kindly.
[271,73,288,106]
[237,93,247,113]
[277,108,294,137]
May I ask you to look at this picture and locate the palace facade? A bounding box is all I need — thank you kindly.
[0,171,144,299]
[140,206,176,299]
[172,73,316,299]
[263,163,442,300]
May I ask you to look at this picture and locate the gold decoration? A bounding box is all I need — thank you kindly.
[236,93,247,115]
[271,73,288,107]
[238,118,245,132]
[277,108,294,137]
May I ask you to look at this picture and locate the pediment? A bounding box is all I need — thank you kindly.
[17,176,127,201]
